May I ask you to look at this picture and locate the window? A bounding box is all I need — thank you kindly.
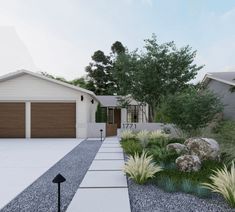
[127,106,139,123]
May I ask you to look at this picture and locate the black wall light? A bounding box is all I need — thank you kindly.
[91,99,94,104]
[81,95,84,101]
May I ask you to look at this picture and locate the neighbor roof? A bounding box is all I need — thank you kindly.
[96,95,121,107]
[0,70,97,99]
[203,71,235,86]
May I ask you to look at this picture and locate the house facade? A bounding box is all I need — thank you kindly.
[203,72,235,120]
[0,70,149,139]
[96,95,149,136]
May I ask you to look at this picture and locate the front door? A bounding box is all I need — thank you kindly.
[106,108,121,136]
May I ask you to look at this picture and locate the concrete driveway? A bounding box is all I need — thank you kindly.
[0,139,82,209]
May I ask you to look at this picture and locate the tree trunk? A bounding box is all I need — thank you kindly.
[149,104,156,122]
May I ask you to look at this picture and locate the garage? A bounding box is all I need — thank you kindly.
[0,103,25,138]
[0,70,98,138]
[31,103,76,138]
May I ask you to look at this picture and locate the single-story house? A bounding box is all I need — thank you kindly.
[0,70,150,139]
[0,70,98,138]
[203,71,235,120]
[96,95,149,136]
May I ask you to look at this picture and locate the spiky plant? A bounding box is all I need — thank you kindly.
[137,130,149,147]
[123,151,162,184]
[121,129,135,140]
[149,130,168,140]
[181,179,194,193]
[202,161,235,208]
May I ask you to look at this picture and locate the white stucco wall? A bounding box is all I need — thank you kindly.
[0,73,97,138]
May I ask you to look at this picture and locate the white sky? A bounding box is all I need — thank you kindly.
[0,0,235,82]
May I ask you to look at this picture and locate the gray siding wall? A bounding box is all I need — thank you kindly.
[206,80,235,120]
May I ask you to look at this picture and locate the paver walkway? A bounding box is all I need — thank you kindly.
[67,137,131,212]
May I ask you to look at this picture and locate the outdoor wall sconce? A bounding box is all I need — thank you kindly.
[81,95,84,101]
[91,99,94,104]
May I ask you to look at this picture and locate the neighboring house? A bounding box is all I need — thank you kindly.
[96,95,149,136]
[203,71,235,120]
[0,70,98,138]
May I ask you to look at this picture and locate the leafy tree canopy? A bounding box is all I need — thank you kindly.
[157,88,223,135]
[113,34,203,121]
[85,41,126,95]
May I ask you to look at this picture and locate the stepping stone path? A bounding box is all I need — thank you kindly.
[67,137,131,212]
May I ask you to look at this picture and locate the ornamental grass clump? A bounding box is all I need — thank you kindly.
[121,129,135,140]
[202,162,235,208]
[137,130,149,147]
[123,151,162,184]
[149,130,168,140]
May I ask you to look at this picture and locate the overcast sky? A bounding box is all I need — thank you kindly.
[0,0,235,82]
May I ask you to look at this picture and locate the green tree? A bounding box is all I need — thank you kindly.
[85,41,126,95]
[114,34,203,121]
[158,88,223,135]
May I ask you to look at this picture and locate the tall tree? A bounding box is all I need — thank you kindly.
[85,41,126,95]
[114,34,203,121]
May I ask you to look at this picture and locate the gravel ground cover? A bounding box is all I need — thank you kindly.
[1,140,101,212]
[127,179,235,212]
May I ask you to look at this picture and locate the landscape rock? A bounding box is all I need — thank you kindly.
[166,143,188,154]
[176,155,201,172]
[184,138,220,161]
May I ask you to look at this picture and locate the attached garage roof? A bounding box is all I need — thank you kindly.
[0,70,97,99]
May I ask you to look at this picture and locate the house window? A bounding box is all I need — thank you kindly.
[127,106,139,123]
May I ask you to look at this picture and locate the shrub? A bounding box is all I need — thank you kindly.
[137,130,149,147]
[220,152,235,166]
[123,151,162,184]
[158,88,223,136]
[149,130,168,140]
[121,129,135,140]
[157,176,178,192]
[181,179,194,193]
[202,162,235,208]
[167,137,185,144]
[150,146,179,164]
[121,139,143,156]
[195,185,211,198]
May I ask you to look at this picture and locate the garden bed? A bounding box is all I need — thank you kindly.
[127,179,233,212]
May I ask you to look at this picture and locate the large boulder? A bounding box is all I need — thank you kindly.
[184,138,220,161]
[176,155,201,172]
[166,143,188,154]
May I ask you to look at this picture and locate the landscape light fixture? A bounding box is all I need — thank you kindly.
[52,173,66,212]
[100,129,103,142]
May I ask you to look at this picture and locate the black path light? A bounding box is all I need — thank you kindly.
[52,173,66,212]
[100,129,103,142]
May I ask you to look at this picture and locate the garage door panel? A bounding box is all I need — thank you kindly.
[31,103,76,138]
[0,103,25,138]
[31,128,76,138]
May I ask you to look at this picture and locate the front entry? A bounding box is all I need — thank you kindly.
[106,108,121,136]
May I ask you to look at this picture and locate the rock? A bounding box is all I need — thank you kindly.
[176,155,201,172]
[166,143,188,154]
[184,138,220,161]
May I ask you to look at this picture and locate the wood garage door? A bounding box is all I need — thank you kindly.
[31,103,76,138]
[0,103,25,138]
